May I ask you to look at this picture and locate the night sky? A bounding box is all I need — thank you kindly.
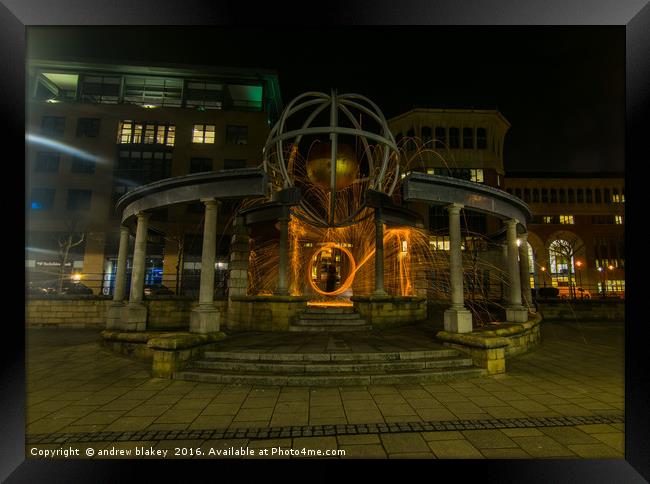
[27,26,625,174]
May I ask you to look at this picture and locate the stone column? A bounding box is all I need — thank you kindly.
[374,206,387,295]
[122,212,150,331]
[226,216,251,331]
[518,232,533,311]
[505,219,528,322]
[106,226,129,329]
[276,206,290,295]
[443,204,472,333]
[190,199,221,333]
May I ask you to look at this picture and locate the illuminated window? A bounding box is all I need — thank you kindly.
[615,215,623,224]
[463,127,474,149]
[192,124,216,144]
[476,128,487,149]
[470,169,484,183]
[429,236,450,251]
[226,125,248,145]
[426,168,435,175]
[543,216,553,224]
[118,121,174,146]
[559,215,574,224]
[612,189,623,203]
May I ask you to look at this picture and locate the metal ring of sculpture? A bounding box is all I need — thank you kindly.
[307,243,357,296]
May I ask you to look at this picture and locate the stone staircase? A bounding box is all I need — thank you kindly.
[173,347,486,386]
[289,305,372,332]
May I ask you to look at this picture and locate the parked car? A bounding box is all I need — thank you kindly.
[26,282,57,295]
[59,281,94,295]
[144,284,174,296]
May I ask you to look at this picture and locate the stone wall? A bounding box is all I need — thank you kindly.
[537,300,624,321]
[227,295,309,331]
[26,296,226,329]
[351,295,427,328]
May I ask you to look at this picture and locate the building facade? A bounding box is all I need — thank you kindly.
[26,59,282,295]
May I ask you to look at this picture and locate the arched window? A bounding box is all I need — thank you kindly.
[548,239,577,290]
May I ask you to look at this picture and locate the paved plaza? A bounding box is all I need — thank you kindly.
[25,320,624,459]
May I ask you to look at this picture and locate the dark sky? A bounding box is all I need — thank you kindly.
[27,26,625,174]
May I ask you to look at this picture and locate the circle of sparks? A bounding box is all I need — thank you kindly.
[307,243,357,296]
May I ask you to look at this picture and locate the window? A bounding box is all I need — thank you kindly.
[190,157,213,173]
[224,159,246,170]
[603,188,611,203]
[469,169,484,183]
[192,124,216,144]
[66,189,91,211]
[421,127,432,144]
[559,215,574,224]
[71,156,95,174]
[448,128,459,148]
[550,189,557,203]
[595,189,602,203]
[80,75,120,104]
[41,116,65,137]
[612,188,622,203]
[123,76,182,107]
[523,188,531,202]
[592,215,616,224]
[586,188,593,203]
[226,125,248,145]
[185,81,223,110]
[476,128,487,149]
[434,127,446,148]
[532,189,540,203]
[567,188,575,203]
[615,215,623,224]
[429,236,450,251]
[30,188,55,210]
[118,121,175,146]
[543,216,553,224]
[576,188,584,203]
[463,127,474,149]
[76,118,100,137]
[541,188,548,203]
[34,152,59,172]
[559,189,566,203]
[515,188,522,199]
[113,149,173,203]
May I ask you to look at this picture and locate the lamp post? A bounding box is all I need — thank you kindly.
[576,260,583,299]
[540,266,547,287]
[608,264,615,297]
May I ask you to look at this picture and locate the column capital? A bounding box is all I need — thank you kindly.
[446,203,464,213]
[136,211,151,221]
[519,231,529,242]
[201,198,219,207]
[119,225,130,235]
[505,218,519,228]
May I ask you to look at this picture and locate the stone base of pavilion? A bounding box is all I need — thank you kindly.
[100,330,227,378]
[350,295,427,328]
[226,295,310,331]
[435,312,542,375]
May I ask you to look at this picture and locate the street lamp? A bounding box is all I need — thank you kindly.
[598,266,605,297]
[608,264,615,297]
[540,266,547,287]
[576,260,583,299]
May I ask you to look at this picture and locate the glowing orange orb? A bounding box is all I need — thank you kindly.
[306,142,359,191]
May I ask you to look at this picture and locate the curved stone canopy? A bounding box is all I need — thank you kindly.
[116,168,269,224]
[402,172,532,229]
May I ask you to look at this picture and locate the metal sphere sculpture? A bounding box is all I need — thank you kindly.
[262,90,400,228]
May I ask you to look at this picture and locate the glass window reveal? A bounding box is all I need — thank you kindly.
[123,76,182,108]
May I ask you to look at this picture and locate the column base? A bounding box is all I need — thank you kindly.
[190,305,220,333]
[121,302,148,331]
[506,306,529,323]
[106,302,125,329]
[444,307,473,333]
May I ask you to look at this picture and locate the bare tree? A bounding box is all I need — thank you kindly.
[548,235,584,299]
[161,222,188,295]
[56,219,86,292]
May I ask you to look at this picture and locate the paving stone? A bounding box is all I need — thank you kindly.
[427,439,484,459]
[566,443,623,458]
[461,429,518,449]
[339,444,387,458]
[420,431,465,441]
[380,433,430,453]
[480,448,531,459]
[511,436,577,458]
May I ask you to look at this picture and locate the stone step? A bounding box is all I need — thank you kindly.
[289,324,373,332]
[299,312,362,320]
[304,306,356,314]
[189,356,474,374]
[294,318,366,326]
[173,367,487,386]
[202,348,461,362]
